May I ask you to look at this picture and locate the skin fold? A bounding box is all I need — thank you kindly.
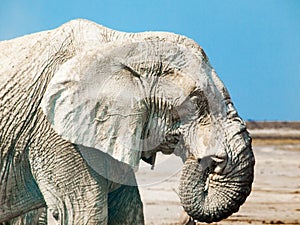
[0,19,254,224]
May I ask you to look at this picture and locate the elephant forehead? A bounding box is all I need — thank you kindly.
[101,42,207,101]
[104,40,198,71]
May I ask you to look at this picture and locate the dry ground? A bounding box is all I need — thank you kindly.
[136,122,300,225]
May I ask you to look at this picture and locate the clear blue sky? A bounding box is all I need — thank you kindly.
[0,0,299,121]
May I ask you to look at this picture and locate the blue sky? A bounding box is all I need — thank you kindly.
[0,0,299,121]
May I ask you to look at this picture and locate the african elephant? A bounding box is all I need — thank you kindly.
[0,19,254,224]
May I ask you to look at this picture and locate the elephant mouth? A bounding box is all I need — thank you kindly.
[193,153,228,175]
[199,155,227,192]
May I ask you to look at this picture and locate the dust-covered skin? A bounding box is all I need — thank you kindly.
[0,19,254,224]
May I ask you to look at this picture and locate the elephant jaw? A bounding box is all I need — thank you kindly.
[178,130,255,223]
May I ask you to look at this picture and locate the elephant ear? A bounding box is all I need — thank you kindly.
[41,43,149,168]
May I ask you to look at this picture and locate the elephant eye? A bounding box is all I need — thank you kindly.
[189,90,210,114]
[172,90,210,125]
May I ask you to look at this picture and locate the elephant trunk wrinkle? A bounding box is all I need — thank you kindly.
[179,130,254,223]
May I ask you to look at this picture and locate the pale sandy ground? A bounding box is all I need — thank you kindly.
[136,127,300,225]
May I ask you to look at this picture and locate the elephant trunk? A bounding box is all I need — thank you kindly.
[179,125,255,222]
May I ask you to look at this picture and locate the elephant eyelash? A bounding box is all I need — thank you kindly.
[121,63,141,78]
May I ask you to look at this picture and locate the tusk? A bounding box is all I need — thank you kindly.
[211,156,227,174]
[211,156,225,163]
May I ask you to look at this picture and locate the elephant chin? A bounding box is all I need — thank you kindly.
[178,131,255,223]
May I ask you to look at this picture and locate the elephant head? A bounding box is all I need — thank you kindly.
[40,20,255,222]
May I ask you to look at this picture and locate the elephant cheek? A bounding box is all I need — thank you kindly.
[178,142,254,222]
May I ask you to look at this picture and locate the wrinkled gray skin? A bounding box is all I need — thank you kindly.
[0,19,254,224]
